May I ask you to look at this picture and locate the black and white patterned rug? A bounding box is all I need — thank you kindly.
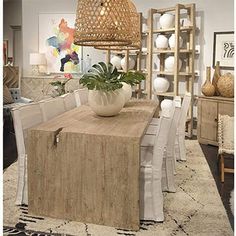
[3,140,233,236]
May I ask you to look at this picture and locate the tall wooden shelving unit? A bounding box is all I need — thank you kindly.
[146,3,196,137]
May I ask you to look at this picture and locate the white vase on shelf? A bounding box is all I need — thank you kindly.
[159,13,175,29]
[155,35,168,49]
[121,57,135,71]
[110,55,122,70]
[153,76,170,93]
[165,56,182,72]
[168,34,183,48]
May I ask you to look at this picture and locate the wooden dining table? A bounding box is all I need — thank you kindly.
[27,99,158,230]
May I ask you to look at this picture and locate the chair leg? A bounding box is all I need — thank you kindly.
[220,154,225,183]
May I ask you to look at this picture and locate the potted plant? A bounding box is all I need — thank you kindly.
[79,62,145,116]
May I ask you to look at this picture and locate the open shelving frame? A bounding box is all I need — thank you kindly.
[146,3,196,137]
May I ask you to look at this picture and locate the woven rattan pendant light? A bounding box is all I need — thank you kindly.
[95,0,141,51]
[74,0,133,47]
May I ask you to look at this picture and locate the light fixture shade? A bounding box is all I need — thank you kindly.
[95,0,141,51]
[29,53,46,65]
[74,0,133,47]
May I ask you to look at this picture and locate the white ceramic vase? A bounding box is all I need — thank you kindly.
[165,56,182,72]
[88,89,125,117]
[161,99,174,117]
[110,55,122,70]
[168,34,183,48]
[159,13,175,29]
[155,35,168,49]
[121,82,132,104]
[153,77,170,93]
[121,57,135,70]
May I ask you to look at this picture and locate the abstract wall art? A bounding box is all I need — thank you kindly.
[39,13,82,73]
[213,31,234,70]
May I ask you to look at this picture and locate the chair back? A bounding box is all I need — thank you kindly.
[152,113,172,168]
[178,93,191,134]
[218,114,234,154]
[61,93,77,111]
[166,107,181,157]
[74,88,88,106]
[11,103,44,153]
[40,96,66,121]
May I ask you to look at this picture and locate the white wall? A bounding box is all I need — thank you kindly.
[21,0,234,90]
[3,0,22,58]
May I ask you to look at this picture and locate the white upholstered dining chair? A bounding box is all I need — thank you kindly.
[39,96,66,121]
[150,94,191,162]
[140,112,172,222]
[145,97,181,192]
[61,92,77,111]
[74,88,89,107]
[11,103,44,205]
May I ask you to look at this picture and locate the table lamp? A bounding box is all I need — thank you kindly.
[29,53,46,75]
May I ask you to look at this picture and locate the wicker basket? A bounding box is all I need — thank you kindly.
[95,0,141,50]
[217,73,234,98]
[74,0,133,47]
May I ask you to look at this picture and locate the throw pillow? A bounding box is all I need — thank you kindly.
[3,85,14,104]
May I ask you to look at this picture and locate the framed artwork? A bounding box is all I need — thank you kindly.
[3,40,8,65]
[39,13,82,73]
[213,31,234,69]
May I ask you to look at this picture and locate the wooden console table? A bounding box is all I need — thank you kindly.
[21,76,81,102]
[197,96,234,146]
[27,100,158,230]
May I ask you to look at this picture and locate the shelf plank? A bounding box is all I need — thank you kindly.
[153,26,193,34]
[153,49,198,54]
[152,7,175,14]
[153,71,194,76]
[154,92,175,97]
[118,69,148,74]
[152,4,193,14]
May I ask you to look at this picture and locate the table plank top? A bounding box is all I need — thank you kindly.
[31,99,158,139]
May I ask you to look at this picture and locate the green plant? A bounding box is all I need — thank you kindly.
[50,73,72,96]
[79,62,145,91]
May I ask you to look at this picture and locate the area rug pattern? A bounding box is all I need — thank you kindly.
[3,140,233,236]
